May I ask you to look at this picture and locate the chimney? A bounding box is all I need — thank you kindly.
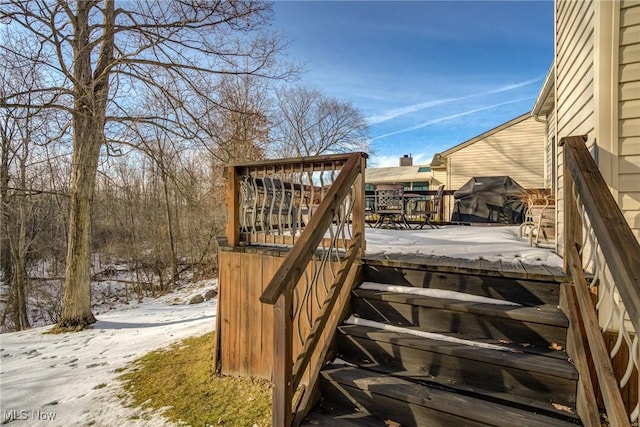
[399,154,413,167]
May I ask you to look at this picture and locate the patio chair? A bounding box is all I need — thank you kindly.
[519,192,555,246]
[412,184,444,229]
[373,183,410,229]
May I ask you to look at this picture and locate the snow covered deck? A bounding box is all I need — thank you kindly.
[365,225,561,267]
[364,225,563,280]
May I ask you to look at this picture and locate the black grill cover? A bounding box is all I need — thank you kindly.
[451,176,525,224]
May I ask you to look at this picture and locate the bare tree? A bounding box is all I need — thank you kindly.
[273,86,370,157]
[0,31,67,331]
[205,75,272,164]
[1,0,294,330]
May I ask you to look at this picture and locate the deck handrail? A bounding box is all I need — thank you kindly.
[562,135,639,425]
[258,152,367,426]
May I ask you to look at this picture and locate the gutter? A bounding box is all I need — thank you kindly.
[532,62,555,121]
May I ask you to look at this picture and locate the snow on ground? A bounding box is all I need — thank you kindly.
[0,225,563,426]
[0,279,217,427]
[365,225,562,267]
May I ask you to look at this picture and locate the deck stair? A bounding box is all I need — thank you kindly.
[305,256,583,426]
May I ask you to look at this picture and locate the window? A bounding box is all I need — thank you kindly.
[412,181,430,191]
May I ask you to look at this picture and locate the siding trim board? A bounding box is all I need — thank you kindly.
[595,0,621,193]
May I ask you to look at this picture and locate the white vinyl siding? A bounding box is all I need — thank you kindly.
[619,0,640,239]
[556,0,595,139]
[447,116,546,190]
[555,0,596,252]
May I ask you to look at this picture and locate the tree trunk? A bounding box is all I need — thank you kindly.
[12,253,30,330]
[57,126,101,328]
[161,166,178,291]
[12,151,30,330]
[0,130,13,289]
[57,0,114,329]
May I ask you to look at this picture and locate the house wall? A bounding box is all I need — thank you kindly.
[430,169,447,189]
[556,1,596,140]
[555,0,596,251]
[446,116,546,190]
[554,0,640,244]
[619,0,640,240]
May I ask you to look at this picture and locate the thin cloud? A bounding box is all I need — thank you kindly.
[367,76,542,125]
[367,97,459,125]
[372,97,533,141]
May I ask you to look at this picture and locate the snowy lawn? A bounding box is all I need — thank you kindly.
[0,281,217,426]
[0,225,562,426]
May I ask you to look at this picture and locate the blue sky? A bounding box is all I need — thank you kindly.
[272,1,554,167]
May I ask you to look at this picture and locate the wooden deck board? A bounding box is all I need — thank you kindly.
[499,260,528,279]
[338,325,578,379]
[544,265,570,282]
[457,258,485,273]
[362,254,564,282]
[521,263,559,281]
[352,288,569,327]
[320,366,580,427]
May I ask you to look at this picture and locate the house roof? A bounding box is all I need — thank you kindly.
[430,112,532,164]
[532,63,555,117]
[365,165,432,184]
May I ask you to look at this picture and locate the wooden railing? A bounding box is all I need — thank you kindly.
[226,153,366,248]
[561,135,639,426]
[227,152,365,426]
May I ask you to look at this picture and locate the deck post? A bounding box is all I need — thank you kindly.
[272,289,293,426]
[225,166,240,247]
[561,137,583,273]
[352,154,367,256]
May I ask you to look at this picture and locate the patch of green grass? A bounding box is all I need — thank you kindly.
[119,332,272,426]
